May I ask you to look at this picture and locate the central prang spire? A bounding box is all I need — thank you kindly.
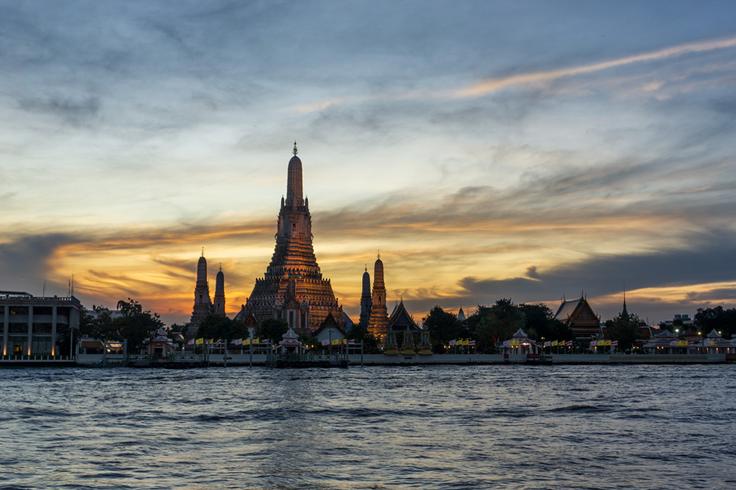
[240,144,342,332]
[286,141,303,207]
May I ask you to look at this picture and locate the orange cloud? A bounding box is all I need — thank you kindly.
[455,36,736,97]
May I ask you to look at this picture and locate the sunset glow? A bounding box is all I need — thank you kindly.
[2,1,735,324]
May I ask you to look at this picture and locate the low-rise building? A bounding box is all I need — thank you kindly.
[1,291,81,359]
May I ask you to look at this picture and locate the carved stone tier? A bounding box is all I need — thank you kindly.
[241,148,342,332]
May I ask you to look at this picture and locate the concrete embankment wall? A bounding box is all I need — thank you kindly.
[161,352,729,366]
[69,352,729,367]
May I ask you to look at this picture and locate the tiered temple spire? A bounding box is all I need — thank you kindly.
[214,265,226,317]
[367,254,389,339]
[191,254,213,326]
[239,144,342,331]
[359,266,372,329]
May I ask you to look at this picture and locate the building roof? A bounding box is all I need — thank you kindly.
[554,297,584,322]
[341,312,355,332]
[653,328,676,338]
[0,294,81,307]
[388,300,420,331]
[313,311,345,336]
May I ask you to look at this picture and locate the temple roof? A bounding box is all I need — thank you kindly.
[554,297,582,321]
[553,296,599,322]
[653,328,675,338]
[388,300,420,331]
[314,310,345,336]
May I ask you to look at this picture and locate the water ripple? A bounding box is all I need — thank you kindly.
[0,365,734,488]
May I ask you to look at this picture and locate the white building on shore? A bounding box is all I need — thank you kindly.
[1,291,81,359]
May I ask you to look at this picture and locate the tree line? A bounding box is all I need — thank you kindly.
[423,299,574,353]
[81,297,736,355]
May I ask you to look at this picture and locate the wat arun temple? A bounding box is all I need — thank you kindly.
[234,144,345,332]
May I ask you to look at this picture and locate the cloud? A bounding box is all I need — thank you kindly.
[526,266,540,279]
[685,287,736,302]
[2,2,735,325]
[0,234,76,294]
[17,96,101,125]
[455,230,736,302]
[456,36,736,97]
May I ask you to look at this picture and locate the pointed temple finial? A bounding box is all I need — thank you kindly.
[286,142,303,206]
[201,246,204,257]
[219,263,223,272]
[377,249,380,260]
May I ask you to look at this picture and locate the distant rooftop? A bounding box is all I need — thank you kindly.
[0,292,81,306]
[0,290,33,298]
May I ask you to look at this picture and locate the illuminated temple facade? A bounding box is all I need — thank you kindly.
[237,144,343,332]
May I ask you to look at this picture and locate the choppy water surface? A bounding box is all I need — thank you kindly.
[1,365,734,489]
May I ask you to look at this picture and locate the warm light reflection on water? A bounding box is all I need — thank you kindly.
[0,366,734,488]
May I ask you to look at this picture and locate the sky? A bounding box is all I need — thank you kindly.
[1,0,735,325]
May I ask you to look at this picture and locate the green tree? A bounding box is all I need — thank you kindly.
[518,303,573,341]
[80,305,116,340]
[423,306,464,353]
[695,306,736,338]
[114,299,164,353]
[467,299,525,353]
[258,318,289,343]
[605,312,642,351]
[197,315,246,342]
[346,324,381,353]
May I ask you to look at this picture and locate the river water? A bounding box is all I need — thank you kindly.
[1,365,734,489]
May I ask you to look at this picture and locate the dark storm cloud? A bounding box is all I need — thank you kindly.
[0,234,75,294]
[394,235,736,321]
[684,288,736,302]
[457,231,736,302]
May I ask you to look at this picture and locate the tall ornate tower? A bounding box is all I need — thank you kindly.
[359,266,372,328]
[214,265,226,317]
[241,143,342,331]
[367,255,389,339]
[191,253,213,326]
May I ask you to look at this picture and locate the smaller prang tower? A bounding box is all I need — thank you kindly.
[191,251,213,326]
[214,265,226,317]
[367,254,389,340]
[359,266,372,329]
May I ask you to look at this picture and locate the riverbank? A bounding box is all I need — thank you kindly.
[2,352,732,368]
